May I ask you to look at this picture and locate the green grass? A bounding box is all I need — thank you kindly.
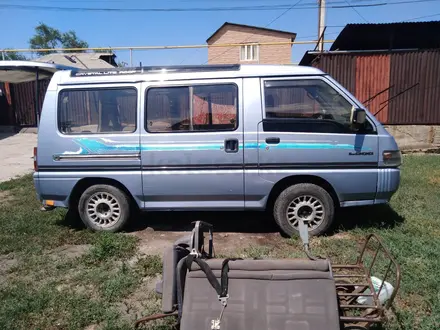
[1,155,440,329]
[230,155,440,330]
[0,175,165,330]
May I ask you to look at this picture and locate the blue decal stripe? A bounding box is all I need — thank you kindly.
[63,138,372,153]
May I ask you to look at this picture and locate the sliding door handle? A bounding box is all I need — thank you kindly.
[266,137,280,144]
[224,139,239,153]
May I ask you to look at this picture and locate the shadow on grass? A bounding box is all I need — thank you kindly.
[58,204,404,236]
[126,204,404,236]
[58,209,278,234]
[57,209,87,230]
[334,204,405,233]
[126,210,279,234]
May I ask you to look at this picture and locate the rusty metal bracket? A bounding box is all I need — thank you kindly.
[332,234,401,329]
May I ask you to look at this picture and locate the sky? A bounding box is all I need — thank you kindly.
[1,0,439,66]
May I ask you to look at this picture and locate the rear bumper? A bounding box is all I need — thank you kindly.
[33,173,69,208]
[33,172,42,202]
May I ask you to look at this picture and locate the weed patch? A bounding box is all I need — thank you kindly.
[83,233,138,265]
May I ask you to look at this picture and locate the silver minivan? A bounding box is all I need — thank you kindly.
[33,64,401,235]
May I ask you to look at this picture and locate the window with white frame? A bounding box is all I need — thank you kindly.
[240,44,259,61]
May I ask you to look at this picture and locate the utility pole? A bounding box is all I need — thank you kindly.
[318,0,326,52]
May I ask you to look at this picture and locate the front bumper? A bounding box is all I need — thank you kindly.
[375,168,400,202]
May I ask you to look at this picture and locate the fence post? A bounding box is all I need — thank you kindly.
[34,68,40,127]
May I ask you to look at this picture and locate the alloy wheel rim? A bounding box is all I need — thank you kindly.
[86,192,121,228]
[286,195,325,230]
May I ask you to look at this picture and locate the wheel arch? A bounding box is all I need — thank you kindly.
[266,175,340,211]
[69,177,140,210]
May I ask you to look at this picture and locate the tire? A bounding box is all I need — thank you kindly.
[78,184,130,232]
[273,183,334,237]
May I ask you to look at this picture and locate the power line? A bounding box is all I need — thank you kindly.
[2,40,336,53]
[403,12,440,20]
[296,31,341,39]
[266,0,304,25]
[201,0,304,64]
[0,0,439,12]
[182,0,305,64]
[0,0,392,1]
[180,0,302,65]
[0,0,400,4]
[344,0,369,22]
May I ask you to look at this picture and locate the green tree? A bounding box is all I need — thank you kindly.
[61,31,89,51]
[1,50,27,61]
[29,23,62,55]
[29,23,89,56]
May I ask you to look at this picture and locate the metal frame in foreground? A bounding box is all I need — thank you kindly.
[332,233,401,329]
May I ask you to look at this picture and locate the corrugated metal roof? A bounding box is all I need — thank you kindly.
[300,49,440,125]
[330,21,440,51]
[36,53,116,69]
[388,50,440,124]
[355,54,390,123]
[310,54,356,94]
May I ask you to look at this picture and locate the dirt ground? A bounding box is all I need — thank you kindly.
[126,210,290,256]
[0,133,37,182]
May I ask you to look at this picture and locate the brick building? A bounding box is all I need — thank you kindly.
[207,22,296,65]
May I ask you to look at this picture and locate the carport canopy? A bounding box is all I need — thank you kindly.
[0,61,76,126]
[0,60,75,83]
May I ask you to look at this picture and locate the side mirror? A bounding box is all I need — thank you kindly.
[351,107,366,125]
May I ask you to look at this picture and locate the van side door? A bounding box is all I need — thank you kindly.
[257,76,379,205]
[140,79,244,209]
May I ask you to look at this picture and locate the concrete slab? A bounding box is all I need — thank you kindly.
[385,125,440,150]
[0,133,37,182]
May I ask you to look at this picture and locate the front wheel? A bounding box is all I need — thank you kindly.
[78,184,130,232]
[273,183,335,237]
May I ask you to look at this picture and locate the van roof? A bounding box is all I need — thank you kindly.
[50,64,326,86]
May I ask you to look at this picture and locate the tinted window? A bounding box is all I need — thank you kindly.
[58,88,137,134]
[264,79,353,123]
[146,84,238,133]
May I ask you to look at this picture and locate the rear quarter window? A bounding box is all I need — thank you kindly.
[57,87,137,134]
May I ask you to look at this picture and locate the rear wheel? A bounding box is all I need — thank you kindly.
[273,183,334,237]
[78,184,130,232]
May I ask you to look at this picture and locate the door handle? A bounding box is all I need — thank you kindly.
[266,137,280,144]
[224,139,239,153]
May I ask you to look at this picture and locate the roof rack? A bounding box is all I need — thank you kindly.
[71,64,241,77]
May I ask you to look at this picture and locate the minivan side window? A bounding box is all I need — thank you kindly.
[58,88,137,134]
[263,79,374,133]
[146,84,238,133]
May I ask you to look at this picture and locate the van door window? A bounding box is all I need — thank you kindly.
[264,79,374,133]
[58,87,137,134]
[146,84,238,133]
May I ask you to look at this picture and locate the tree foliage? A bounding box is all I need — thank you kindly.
[1,51,27,61]
[29,23,89,56]
[61,31,89,51]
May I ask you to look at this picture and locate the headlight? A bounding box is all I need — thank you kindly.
[383,150,402,167]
